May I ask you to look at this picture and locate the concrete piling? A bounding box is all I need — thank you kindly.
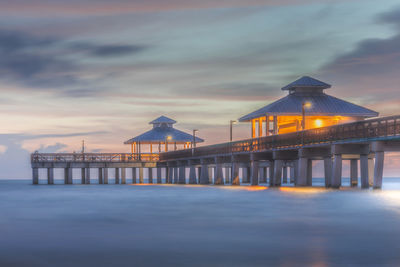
[121,168,126,184]
[85,168,91,184]
[189,165,197,184]
[132,167,137,184]
[200,161,209,184]
[115,168,120,184]
[282,165,288,184]
[360,155,369,188]
[47,168,54,185]
[148,167,153,184]
[324,157,332,187]
[350,159,358,186]
[331,154,342,188]
[178,165,186,184]
[32,168,39,185]
[81,168,85,184]
[373,151,384,189]
[98,168,103,184]
[273,160,283,186]
[157,167,162,184]
[139,167,144,183]
[104,168,109,184]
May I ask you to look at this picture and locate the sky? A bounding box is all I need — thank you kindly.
[1,0,400,178]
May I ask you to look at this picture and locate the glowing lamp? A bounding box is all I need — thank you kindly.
[315,119,323,128]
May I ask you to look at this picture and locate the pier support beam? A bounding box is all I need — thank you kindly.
[167,166,173,184]
[199,160,209,185]
[268,161,274,186]
[259,167,265,183]
[189,164,197,184]
[368,159,374,187]
[231,161,240,185]
[132,167,137,184]
[139,167,144,183]
[289,165,295,184]
[157,168,162,184]
[297,157,308,186]
[121,168,126,184]
[306,159,312,186]
[104,168,109,184]
[214,158,224,185]
[282,165,288,184]
[373,151,384,189]
[81,168,85,184]
[64,167,72,184]
[225,167,231,184]
[324,157,332,188]
[47,168,54,185]
[242,166,250,183]
[273,160,283,186]
[98,168,103,184]
[115,168,120,184]
[331,154,342,189]
[85,168,91,184]
[178,165,186,184]
[250,154,259,186]
[350,159,358,186]
[148,167,153,184]
[32,168,39,184]
[360,155,369,188]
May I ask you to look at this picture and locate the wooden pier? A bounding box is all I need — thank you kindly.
[31,115,400,188]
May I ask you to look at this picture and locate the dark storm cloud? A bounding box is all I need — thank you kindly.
[70,43,148,57]
[0,29,148,90]
[320,7,400,81]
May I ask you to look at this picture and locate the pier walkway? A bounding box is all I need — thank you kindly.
[31,115,400,188]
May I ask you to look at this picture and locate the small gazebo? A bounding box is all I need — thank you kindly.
[239,76,379,137]
[124,116,204,154]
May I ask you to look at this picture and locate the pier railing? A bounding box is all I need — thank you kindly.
[160,115,400,161]
[31,153,159,163]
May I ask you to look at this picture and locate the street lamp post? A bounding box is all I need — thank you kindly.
[192,129,198,156]
[302,102,312,130]
[230,120,237,142]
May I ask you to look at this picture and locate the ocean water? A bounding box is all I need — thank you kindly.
[1,179,400,266]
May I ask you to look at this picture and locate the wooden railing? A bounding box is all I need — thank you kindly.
[160,115,400,161]
[31,153,159,163]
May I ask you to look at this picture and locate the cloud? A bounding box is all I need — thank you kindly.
[70,43,149,57]
[37,143,68,153]
[0,0,332,17]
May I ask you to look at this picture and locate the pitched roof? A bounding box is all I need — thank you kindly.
[239,93,379,122]
[281,76,331,91]
[149,116,177,124]
[124,126,204,144]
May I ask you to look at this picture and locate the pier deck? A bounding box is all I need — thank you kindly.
[31,115,400,188]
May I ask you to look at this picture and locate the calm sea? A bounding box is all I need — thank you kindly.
[1,178,400,266]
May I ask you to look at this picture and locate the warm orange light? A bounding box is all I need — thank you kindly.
[303,102,312,109]
[315,119,323,128]
[167,135,172,141]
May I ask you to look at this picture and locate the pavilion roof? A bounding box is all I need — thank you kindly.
[239,77,379,122]
[281,76,331,91]
[149,115,177,125]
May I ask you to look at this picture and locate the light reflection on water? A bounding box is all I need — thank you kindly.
[0,179,400,267]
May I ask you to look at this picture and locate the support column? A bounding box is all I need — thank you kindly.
[178,165,186,184]
[121,167,126,184]
[208,167,213,184]
[132,167,137,184]
[65,167,72,184]
[273,160,283,186]
[331,154,342,189]
[167,166,173,184]
[373,151,384,189]
[282,165,288,184]
[242,166,250,183]
[289,165,295,184]
[189,164,197,184]
[250,158,259,186]
[360,155,369,189]
[259,167,266,183]
[139,167,144,183]
[85,168,91,184]
[103,168,109,184]
[47,168,54,185]
[225,167,231,184]
[157,167,162,184]
[214,158,224,185]
[324,157,332,188]
[173,167,179,184]
[293,160,298,185]
[368,158,374,187]
[297,157,308,186]
[81,168,85,184]
[115,168,120,184]
[32,168,39,185]
[306,159,312,186]
[350,159,358,187]
[231,161,240,185]
[199,160,209,185]
[98,168,103,184]
[268,161,274,186]
[148,167,153,184]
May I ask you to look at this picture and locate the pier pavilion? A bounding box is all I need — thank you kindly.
[124,116,204,154]
[239,76,379,137]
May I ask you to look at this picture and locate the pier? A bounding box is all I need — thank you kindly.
[31,115,400,189]
[30,77,400,189]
